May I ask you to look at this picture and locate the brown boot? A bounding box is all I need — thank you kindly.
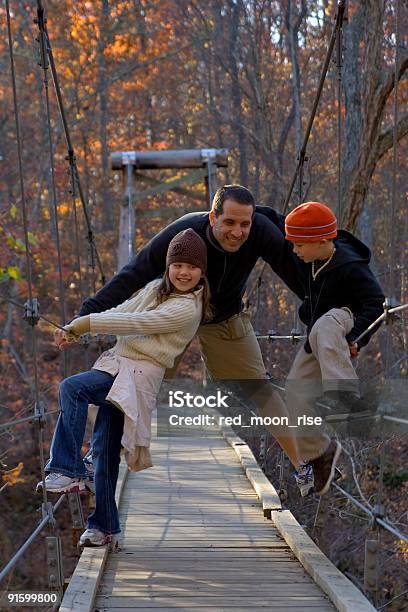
[310,439,342,496]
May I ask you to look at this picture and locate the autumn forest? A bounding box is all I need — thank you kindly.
[0,0,407,608]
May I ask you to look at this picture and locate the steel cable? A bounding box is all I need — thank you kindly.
[4,0,50,514]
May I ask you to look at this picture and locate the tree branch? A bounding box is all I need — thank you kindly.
[379,55,408,110]
[376,112,408,161]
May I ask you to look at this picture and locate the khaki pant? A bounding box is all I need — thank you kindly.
[287,307,359,462]
[165,311,299,466]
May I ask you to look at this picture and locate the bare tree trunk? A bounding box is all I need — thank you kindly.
[228,2,248,186]
[342,0,408,230]
[98,0,113,228]
[286,0,305,154]
[239,1,284,206]
[285,0,307,203]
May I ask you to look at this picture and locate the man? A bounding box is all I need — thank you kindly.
[56,185,338,494]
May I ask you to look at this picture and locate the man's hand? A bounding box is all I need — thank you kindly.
[63,315,91,338]
[348,341,359,358]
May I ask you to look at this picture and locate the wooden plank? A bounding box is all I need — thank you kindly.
[121,492,259,502]
[104,551,295,560]
[113,542,290,548]
[130,469,244,475]
[120,530,282,539]
[96,608,330,612]
[97,607,332,612]
[121,524,277,531]
[120,532,285,542]
[102,562,306,572]
[118,540,288,547]
[120,485,257,493]
[271,510,376,612]
[126,470,249,479]
[119,508,264,517]
[127,481,249,486]
[151,439,234,445]
[119,516,273,526]
[98,587,331,596]
[119,508,271,520]
[101,572,314,583]
[94,595,334,608]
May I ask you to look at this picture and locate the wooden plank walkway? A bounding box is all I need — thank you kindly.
[93,432,336,611]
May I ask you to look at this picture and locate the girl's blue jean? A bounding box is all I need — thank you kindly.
[46,369,124,535]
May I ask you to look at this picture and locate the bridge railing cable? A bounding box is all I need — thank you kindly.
[37,0,105,290]
[0,1,99,593]
[0,494,66,584]
[2,0,65,594]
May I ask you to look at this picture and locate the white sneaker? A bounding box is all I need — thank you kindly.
[36,472,86,493]
[79,528,112,547]
[294,462,314,497]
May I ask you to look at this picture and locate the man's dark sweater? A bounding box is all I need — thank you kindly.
[78,208,303,324]
[78,206,384,348]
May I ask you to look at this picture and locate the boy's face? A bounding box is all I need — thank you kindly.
[292,241,327,263]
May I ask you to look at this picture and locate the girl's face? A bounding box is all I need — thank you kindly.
[168,262,202,293]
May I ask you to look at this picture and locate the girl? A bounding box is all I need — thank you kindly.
[38,229,211,547]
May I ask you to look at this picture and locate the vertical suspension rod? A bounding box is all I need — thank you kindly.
[282,0,346,213]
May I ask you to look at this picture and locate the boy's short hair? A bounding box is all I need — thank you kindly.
[211,185,255,218]
[285,202,337,242]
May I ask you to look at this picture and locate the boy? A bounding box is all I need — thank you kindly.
[264,201,384,496]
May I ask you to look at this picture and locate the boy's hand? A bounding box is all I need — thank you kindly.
[348,341,359,358]
[63,315,91,338]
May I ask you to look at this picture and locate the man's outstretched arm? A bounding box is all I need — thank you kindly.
[255,209,306,300]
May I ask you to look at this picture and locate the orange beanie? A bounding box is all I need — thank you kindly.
[285,202,337,242]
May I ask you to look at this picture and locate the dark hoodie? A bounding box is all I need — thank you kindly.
[257,206,385,350]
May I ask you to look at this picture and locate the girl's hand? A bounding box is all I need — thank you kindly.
[63,315,91,337]
[54,328,71,350]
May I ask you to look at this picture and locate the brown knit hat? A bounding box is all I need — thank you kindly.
[166,229,207,272]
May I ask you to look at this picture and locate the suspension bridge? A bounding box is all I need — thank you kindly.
[1,1,407,611]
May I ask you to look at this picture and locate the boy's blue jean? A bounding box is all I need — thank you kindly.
[46,369,124,535]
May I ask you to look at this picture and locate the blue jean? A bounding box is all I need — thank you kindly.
[46,369,124,535]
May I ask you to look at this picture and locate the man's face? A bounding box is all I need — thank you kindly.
[209,199,253,252]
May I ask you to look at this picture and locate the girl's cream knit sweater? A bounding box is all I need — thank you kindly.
[89,279,203,368]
